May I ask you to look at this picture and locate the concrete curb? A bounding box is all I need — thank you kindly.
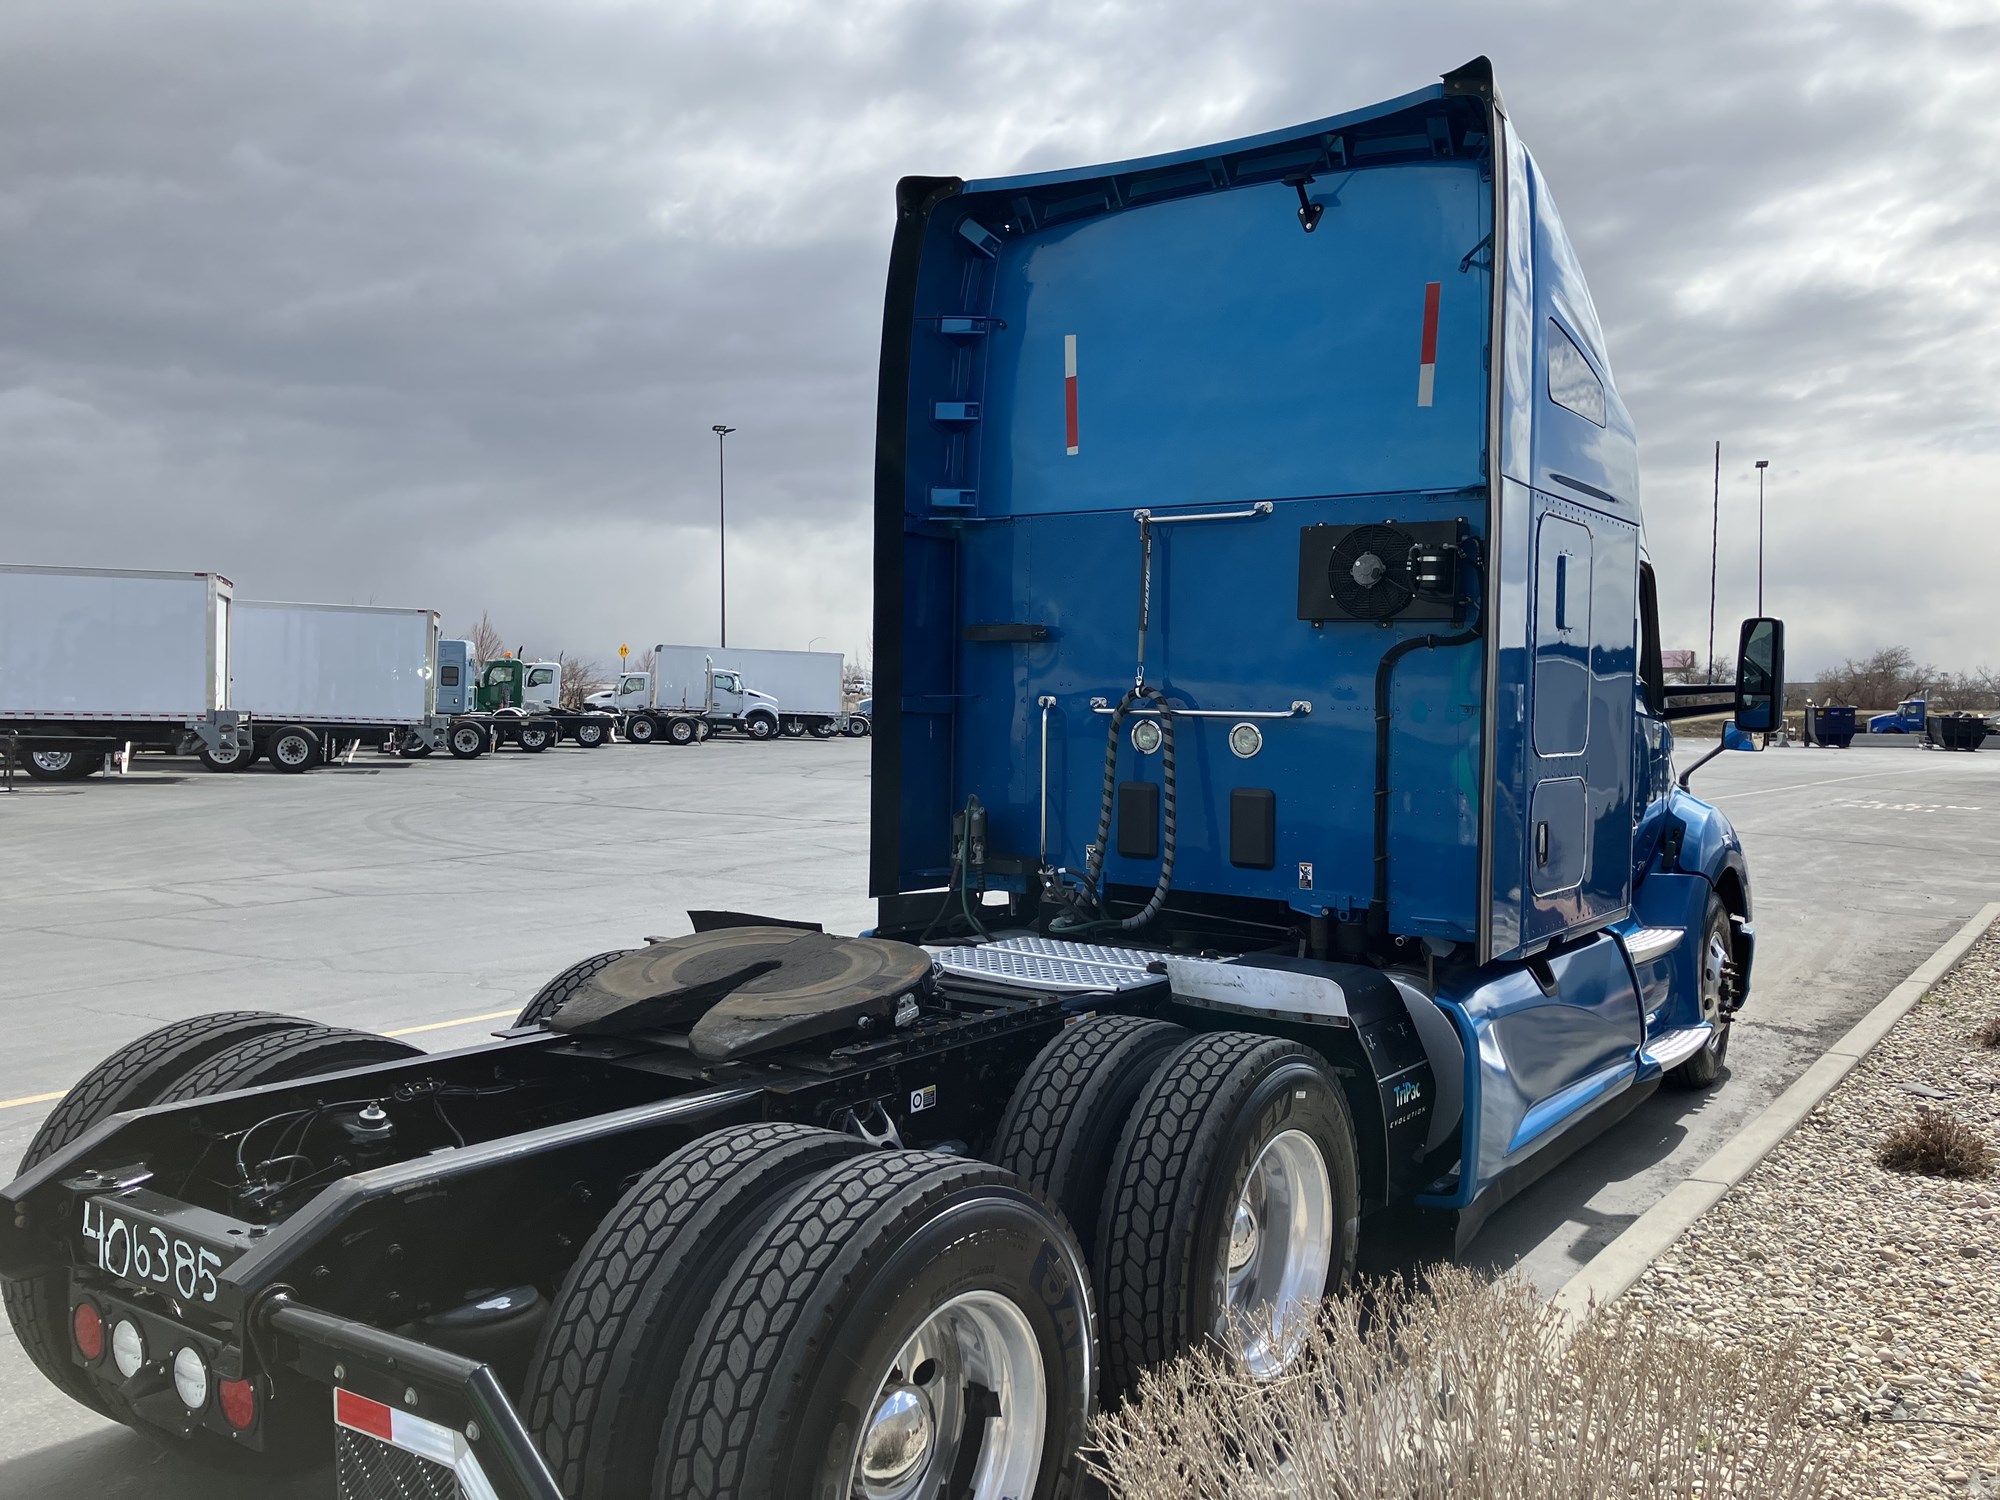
[1549,898,2000,1327]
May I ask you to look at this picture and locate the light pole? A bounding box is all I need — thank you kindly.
[712,424,736,646]
[1754,459,1769,617]
[1706,441,1720,684]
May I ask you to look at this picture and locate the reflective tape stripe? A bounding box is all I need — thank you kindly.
[334,1388,498,1500]
[1417,280,1441,407]
[1064,333,1079,455]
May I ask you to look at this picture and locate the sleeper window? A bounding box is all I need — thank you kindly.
[1547,320,1606,426]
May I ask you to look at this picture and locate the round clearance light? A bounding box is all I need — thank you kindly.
[1229,722,1264,760]
[173,1345,210,1412]
[1130,719,1163,755]
[111,1318,146,1380]
[72,1302,104,1363]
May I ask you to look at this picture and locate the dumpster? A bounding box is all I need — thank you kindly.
[1807,704,1857,748]
[1925,712,1988,752]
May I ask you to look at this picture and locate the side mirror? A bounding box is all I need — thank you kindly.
[1722,722,1758,752]
[1733,617,1785,734]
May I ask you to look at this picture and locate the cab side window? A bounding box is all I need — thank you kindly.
[440,665,460,687]
[528,668,555,688]
[1637,563,1665,715]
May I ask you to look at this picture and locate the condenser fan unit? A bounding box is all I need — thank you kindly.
[1326,525,1417,620]
[1297,518,1468,623]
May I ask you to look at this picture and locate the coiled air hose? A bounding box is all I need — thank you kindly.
[1050,684,1176,933]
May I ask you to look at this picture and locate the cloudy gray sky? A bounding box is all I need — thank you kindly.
[3,0,1994,680]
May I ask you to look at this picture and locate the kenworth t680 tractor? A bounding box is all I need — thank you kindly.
[1,58,1783,1500]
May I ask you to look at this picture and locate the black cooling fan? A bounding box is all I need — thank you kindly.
[1326,524,1416,619]
[1297,519,1467,623]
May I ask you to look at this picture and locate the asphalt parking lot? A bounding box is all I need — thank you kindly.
[1,733,1996,1495]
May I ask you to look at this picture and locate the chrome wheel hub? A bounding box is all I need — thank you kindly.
[1227,1200,1260,1275]
[849,1291,1043,1500]
[860,1385,934,1490]
[1221,1128,1334,1379]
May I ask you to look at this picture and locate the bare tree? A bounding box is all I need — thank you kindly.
[1813,646,1931,708]
[462,612,505,666]
[558,655,602,710]
[634,646,658,677]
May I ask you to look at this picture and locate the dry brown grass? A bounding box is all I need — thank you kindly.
[1971,1014,2000,1049]
[1090,1266,1829,1500]
[1876,1107,1994,1179]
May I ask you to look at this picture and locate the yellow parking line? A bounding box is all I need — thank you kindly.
[0,1008,520,1111]
[384,1008,519,1038]
[0,1089,67,1112]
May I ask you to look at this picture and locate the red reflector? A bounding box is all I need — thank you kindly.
[72,1302,104,1362]
[219,1377,258,1432]
[334,1387,394,1441]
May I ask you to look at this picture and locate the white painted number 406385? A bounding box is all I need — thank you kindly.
[80,1200,223,1302]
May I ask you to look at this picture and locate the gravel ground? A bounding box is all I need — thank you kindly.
[1626,926,2000,1497]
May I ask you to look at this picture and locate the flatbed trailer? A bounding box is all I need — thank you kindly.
[5,59,1791,1500]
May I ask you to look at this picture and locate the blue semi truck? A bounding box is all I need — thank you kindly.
[3,59,1781,1500]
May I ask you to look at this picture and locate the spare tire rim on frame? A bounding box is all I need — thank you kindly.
[1223,1127,1334,1379]
[853,1290,1045,1500]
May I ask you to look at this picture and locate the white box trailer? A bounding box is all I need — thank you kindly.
[0,565,248,781]
[645,645,846,740]
[220,601,446,772]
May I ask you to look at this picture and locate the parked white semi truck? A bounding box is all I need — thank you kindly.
[597,645,848,741]
[0,565,250,781]
[201,601,447,773]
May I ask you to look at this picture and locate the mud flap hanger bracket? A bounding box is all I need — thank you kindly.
[259,1292,563,1500]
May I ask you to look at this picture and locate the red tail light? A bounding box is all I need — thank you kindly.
[72,1302,104,1362]
[218,1377,257,1432]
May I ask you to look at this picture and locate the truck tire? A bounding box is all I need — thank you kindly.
[781,717,807,737]
[1097,1032,1359,1400]
[695,719,713,741]
[808,721,837,738]
[666,717,698,746]
[155,1024,421,1103]
[448,722,488,758]
[515,948,638,1027]
[398,739,434,758]
[4,1011,315,1417]
[522,1123,871,1499]
[267,725,319,773]
[1670,896,1738,1089]
[625,714,658,744]
[574,720,607,748]
[845,717,870,737]
[664,1152,1093,1500]
[198,737,254,772]
[517,723,553,753]
[745,712,777,741]
[21,748,102,781]
[993,1016,1188,1260]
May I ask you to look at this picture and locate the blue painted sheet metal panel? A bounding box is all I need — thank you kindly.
[951,495,1485,930]
[972,163,1491,517]
[1425,931,1643,1207]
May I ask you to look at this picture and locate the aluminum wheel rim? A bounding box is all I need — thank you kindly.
[850,1291,1044,1500]
[30,750,72,772]
[1222,1127,1333,1378]
[274,736,310,766]
[453,728,482,752]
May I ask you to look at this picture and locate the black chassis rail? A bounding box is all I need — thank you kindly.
[0,993,1084,1494]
